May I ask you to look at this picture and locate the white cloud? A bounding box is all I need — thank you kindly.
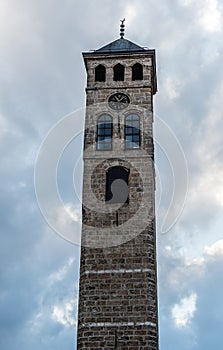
[124,4,137,25]
[204,239,223,256]
[57,203,80,226]
[185,256,205,267]
[48,257,75,286]
[180,0,194,5]
[181,0,222,32]
[171,293,197,328]
[0,113,21,137]
[198,0,222,33]
[52,300,76,327]
[163,77,182,100]
[185,81,223,212]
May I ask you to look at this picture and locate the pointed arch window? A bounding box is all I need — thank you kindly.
[125,114,140,149]
[106,166,129,204]
[95,64,106,82]
[113,64,125,81]
[132,63,143,80]
[97,115,112,150]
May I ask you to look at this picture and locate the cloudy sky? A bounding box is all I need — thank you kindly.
[1,0,223,349]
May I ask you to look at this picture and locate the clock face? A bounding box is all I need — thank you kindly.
[108,93,130,110]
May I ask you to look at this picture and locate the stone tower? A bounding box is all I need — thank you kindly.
[77,24,158,350]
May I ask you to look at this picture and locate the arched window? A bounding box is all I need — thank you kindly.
[125,114,140,149]
[106,166,129,204]
[95,64,106,82]
[97,115,112,150]
[132,63,143,80]
[113,64,125,81]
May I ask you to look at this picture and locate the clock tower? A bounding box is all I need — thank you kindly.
[77,22,158,349]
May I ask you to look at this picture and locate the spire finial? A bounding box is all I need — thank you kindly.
[120,18,125,39]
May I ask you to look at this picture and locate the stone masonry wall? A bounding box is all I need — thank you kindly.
[77,51,159,350]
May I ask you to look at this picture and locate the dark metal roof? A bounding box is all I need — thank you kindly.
[95,38,145,53]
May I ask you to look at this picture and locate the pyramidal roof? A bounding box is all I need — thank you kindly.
[95,38,146,53]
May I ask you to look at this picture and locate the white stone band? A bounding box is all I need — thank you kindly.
[83,268,153,275]
[81,321,157,328]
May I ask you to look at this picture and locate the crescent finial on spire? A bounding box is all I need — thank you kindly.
[120,18,125,39]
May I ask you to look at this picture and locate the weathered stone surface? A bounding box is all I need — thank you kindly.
[77,47,158,349]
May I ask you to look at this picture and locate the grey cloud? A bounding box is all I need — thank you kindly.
[1,0,223,349]
[159,245,223,349]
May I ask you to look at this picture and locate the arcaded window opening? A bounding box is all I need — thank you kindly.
[132,63,143,80]
[113,63,125,81]
[95,64,106,82]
